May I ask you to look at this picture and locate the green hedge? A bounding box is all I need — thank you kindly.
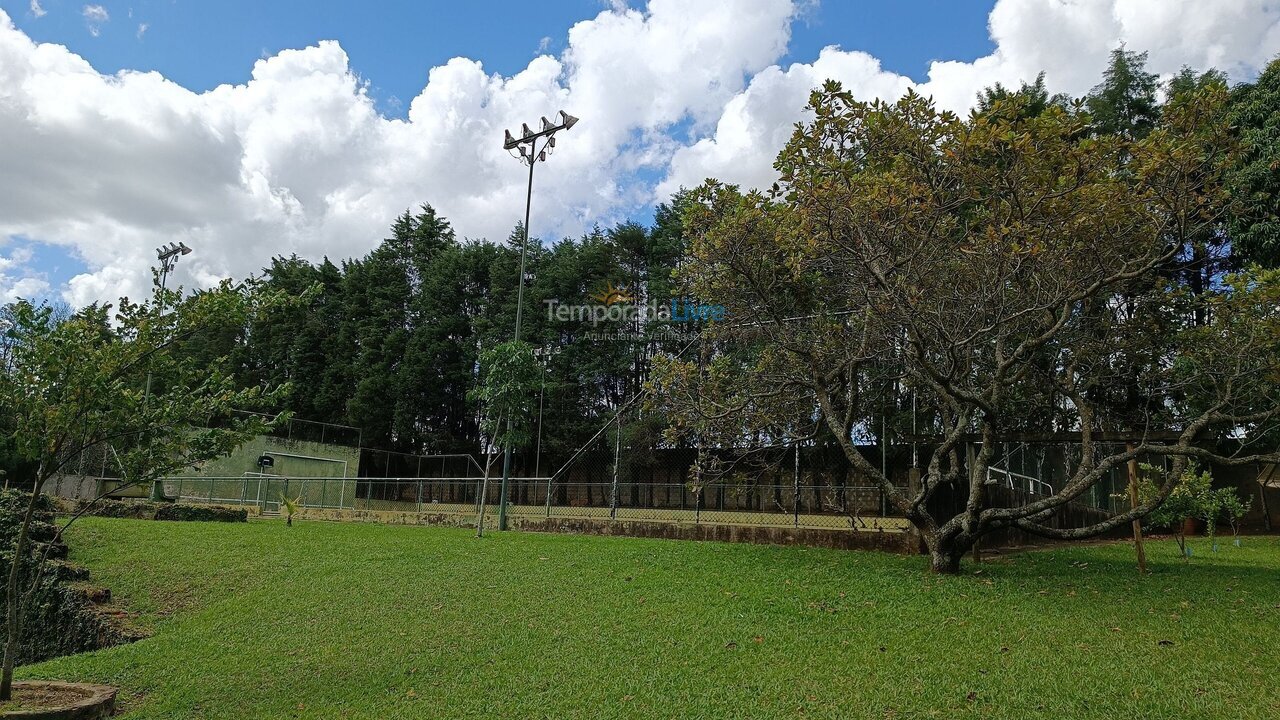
[75,499,247,523]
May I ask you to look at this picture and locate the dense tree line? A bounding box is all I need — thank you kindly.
[199,199,691,460]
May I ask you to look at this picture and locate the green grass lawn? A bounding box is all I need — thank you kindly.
[21,518,1280,719]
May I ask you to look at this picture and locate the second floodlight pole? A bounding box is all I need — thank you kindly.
[496,110,577,531]
[497,154,535,531]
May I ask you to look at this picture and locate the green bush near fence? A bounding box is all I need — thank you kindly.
[73,500,247,523]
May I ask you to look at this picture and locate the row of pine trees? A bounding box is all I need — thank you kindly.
[218,201,690,459]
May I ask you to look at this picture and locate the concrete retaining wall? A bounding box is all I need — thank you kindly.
[291,506,920,553]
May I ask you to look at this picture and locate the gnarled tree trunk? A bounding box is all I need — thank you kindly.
[920,526,974,575]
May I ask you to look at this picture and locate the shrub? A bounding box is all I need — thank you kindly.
[153,503,248,523]
[76,500,247,523]
[1139,463,1213,559]
[1139,463,1254,556]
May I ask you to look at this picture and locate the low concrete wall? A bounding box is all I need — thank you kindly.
[295,507,474,528]
[291,506,920,553]
[517,516,919,553]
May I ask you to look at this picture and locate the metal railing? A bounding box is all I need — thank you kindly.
[987,467,1054,496]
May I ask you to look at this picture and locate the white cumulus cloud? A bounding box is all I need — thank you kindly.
[0,0,1277,307]
[0,247,49,303]
[659,0,1280,199]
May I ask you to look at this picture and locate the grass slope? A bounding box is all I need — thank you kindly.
[22,518,1280,719]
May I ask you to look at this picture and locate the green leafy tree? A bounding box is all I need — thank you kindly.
[1226,56,1280,267]
[0,282,286,699]
[651,81,1279,574]
[468,340,545,534]
[470,340,545,453]
[1087,47,1160,138]
[976,71,1070,119]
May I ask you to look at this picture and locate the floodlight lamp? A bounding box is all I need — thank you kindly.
[540,116,553,132]
[521,123,533,139]
[558,110,578,130]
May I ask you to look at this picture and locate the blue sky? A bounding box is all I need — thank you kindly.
[4,1,996,118]
[2,1,1276,306]
[0,0,994,302]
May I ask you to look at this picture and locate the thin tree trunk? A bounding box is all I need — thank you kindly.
[2,465,44,701]
[475,430,501,539]
[1126,446,1147,574]
[475,466,491,538]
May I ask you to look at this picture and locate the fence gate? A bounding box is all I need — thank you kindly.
[245,472,283,515]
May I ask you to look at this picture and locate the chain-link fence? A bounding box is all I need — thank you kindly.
[48,409,1133,536]
[156,473,911,531]
[153,439,916,532]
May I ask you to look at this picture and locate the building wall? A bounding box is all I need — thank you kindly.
[161,435,361,510]
[181,436,360,479]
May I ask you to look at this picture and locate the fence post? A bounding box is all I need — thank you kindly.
[793,444,800,528]
[609,415,621,521]
[322,476,328,509]
[544,475,553,518]
[209,476,214,504]
[417,478,423,514]
[881,415,889,517]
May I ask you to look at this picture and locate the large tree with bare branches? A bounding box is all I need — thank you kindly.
[651,81,1280,573]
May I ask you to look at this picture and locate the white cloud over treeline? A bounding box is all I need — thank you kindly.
[0,0,1277,305]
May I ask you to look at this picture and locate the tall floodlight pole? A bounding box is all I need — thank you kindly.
[497,110,578,530]
[145,241,193,501]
